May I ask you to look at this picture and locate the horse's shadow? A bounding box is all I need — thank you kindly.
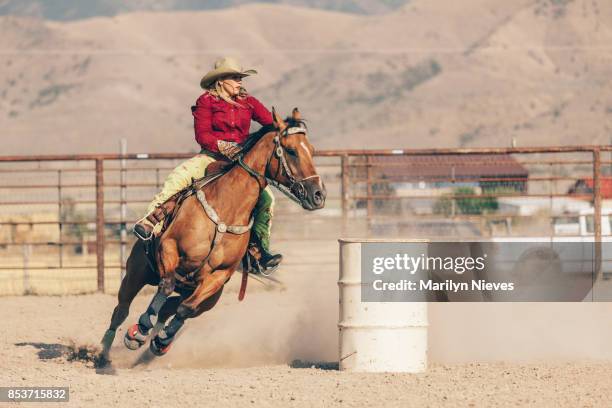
[15,342,70,360]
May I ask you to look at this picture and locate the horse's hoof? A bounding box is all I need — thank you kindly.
[96,352,111,368]
[124,324,146,350]
[149,336,171,356]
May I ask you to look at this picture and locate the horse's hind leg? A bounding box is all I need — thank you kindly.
[149,270,229,356]
[125,238,179,350]
[151,295,182,335]
[101,241,153,360]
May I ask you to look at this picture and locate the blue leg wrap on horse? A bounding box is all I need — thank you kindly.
[138,291,168,333]
[101,329,116,352]
[157,304,191,345]
[158,315,184,346]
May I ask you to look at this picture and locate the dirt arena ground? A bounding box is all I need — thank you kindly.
[3,257,612,408]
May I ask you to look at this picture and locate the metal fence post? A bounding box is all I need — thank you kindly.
[95,159,105,293]
[451,165,456,218]
[593,148,602,281]
[22,244,32,294]
[57,169,63,267]
[341,154,349,210]
[366,155,373,218]
[340,155,350,235]
[120,139,127,280]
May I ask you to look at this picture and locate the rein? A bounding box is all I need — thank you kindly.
[236,126,321,205]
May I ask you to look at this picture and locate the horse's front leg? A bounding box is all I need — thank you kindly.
[149,268,233,356]
[124,239,179,350]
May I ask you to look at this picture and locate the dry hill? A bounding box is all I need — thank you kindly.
[1,0,611,155]
[0,0,407,20]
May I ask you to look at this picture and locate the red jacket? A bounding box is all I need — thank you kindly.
[192,93,273,153]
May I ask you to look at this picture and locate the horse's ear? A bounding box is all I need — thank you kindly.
[271,106,286,130]
[292,107,301,121]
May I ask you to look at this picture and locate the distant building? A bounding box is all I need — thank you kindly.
[368,154,529,192]
[352,154,529,215]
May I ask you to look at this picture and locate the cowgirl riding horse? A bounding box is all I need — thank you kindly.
[134,57,282,271]
[99,58,326,359]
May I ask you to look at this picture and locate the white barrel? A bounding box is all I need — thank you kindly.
[338,239,428,373]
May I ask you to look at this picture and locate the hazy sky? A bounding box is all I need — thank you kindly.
[0,0,409,20]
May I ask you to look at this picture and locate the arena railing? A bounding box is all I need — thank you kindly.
[0,145,609,293]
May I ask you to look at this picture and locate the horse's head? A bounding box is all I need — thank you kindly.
[266,107,326,210]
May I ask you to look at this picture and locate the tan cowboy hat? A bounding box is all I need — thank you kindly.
[200,56,257,89]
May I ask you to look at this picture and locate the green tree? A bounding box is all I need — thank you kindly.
[433,187,499,216]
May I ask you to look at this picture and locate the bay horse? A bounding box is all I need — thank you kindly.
[100,108,326,361]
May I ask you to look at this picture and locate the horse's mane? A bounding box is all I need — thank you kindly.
[240,117,307,154]
[240,124,275,153]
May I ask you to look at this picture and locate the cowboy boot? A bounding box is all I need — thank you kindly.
[251,234,283,271]
[260,248,283,270]
[133,198,177,241]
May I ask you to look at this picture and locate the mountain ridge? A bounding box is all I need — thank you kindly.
[1,0,611,155]
[0,0,408,20]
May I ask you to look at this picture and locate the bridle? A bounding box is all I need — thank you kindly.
[236,125,321,205]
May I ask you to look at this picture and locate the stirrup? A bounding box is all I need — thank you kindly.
[133,223,154,241]
[259,251,282,276]
[261,252,282,268]
[247,258,279,277]
[247,237,282,275]
[260,262,280,277]
[244,245,267,275]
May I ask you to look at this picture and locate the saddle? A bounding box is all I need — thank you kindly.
[141,158,230,236]
[153,142,243,233]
